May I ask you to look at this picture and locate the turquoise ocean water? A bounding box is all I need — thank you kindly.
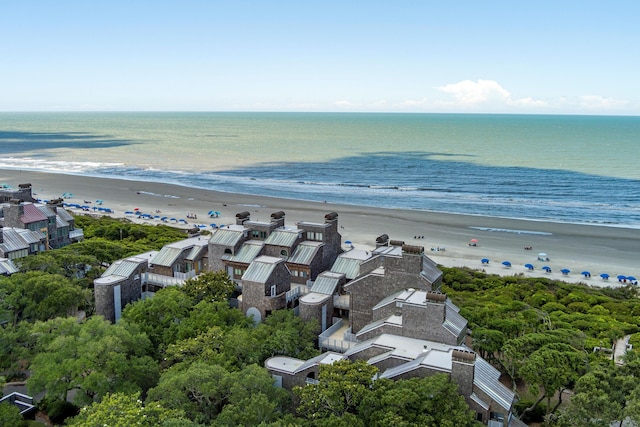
[0,112,638,227]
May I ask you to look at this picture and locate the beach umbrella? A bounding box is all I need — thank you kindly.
[502,261,511,267]
[344,240,352,245]
[179,219,187,223]
[524,263,534,270]
[470,239,478,243]
[170,217,177,221]
[561,268,571,275]
[133,207,140,211]
[198,224,206,228]
[161,216,168,221]
[617,275,627,281]
[92,206,98,211]
[481,258,490,264]
[600,273,610,279]
[95,199,104,204]
[208,210,215,215]
[542,266,552,272]
[627,276,637,281]
[210,223,217,228]
[581,271,591,277]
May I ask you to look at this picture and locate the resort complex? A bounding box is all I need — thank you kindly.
[93,209,521,426]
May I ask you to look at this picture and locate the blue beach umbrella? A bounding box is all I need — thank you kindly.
[344,240,352,245]
[542,266,552,272]
[581,271,591,277]
[561,268,570,275]
[600,273,610,279]
[160,216,168,221]
[617,275,627,281]
[210,223,217,228]
[179,219,187,223]
[627,276,637,281]
[524,263,534,270]
[481,258,490,264]
[170,218,177,222]
[198,224,206,228]
[502,261,511,267]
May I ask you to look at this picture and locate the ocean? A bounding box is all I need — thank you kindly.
[0,112,639,228]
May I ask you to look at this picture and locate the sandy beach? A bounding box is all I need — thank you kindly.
[3,170,639,288]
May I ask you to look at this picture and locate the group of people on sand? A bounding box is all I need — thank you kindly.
[186,212,198,219]
[414,235,425,239]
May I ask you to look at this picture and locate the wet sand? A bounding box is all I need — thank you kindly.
[3,169,639,287]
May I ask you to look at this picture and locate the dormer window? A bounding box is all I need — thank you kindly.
[280,249,288,257]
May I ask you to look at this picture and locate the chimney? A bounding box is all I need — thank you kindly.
[375,234,389,248]
[270,211,285,228]
[451,349,476,397]
[235,211,251,226]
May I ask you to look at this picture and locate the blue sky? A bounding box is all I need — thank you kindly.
[1,1,639,114]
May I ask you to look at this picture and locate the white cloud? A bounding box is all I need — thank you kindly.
[578,95,629,110]
[435,79,548,111]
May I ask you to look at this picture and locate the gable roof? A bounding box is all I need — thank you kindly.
[287,241,322,265]
[242,255,283,283]
[0,257,19,275]
[209,228,244,246]
[21,204,47,224]
[264,229,300,247]
[222,240,264,264]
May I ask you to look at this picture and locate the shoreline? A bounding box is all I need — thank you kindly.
[3,169,639,288]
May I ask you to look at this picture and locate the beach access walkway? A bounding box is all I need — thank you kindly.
[614,335,632,366]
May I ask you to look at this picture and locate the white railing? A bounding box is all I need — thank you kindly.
[143,272,184,287]
[318,318,356,352]
[286,286,302,302]
[175,270,197,281]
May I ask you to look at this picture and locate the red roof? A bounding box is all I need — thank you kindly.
[20,204,48,224]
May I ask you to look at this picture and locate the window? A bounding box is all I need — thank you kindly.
[270,285,277,297]
[234,268,244,276]
[307,231,323,241]
[251,230,267,239]
[280,249,288,256]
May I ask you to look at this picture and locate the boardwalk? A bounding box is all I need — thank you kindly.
[614,335,632,365]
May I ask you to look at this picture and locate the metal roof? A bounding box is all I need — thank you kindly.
[15,228,45,245]
[242,256,282,283]
[209,228,244,246]
[444,300,467,337]
[287,241,321,265]
[473,357,515,411]
[421,256,443,283]
[222,241,264,264]
[310,272,341,295]
[103,259,141,278]
[21,204,47,224]
[0,258,19,275]
[264,229,300,247]
[0,228,45,254]
[185,245,205,261]
[56,208,74,223]
[330,256,362,279]
[150,247,182,267]
[55,216,69,228]
[69,229,84,239]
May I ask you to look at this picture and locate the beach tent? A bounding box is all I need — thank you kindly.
[481,258,490,264]
[502,261,511,267]
[561,268,571,275]
[524,263,534,270]
[542,266,552,272]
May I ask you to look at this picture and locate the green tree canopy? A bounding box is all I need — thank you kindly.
[27,316,159,406]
